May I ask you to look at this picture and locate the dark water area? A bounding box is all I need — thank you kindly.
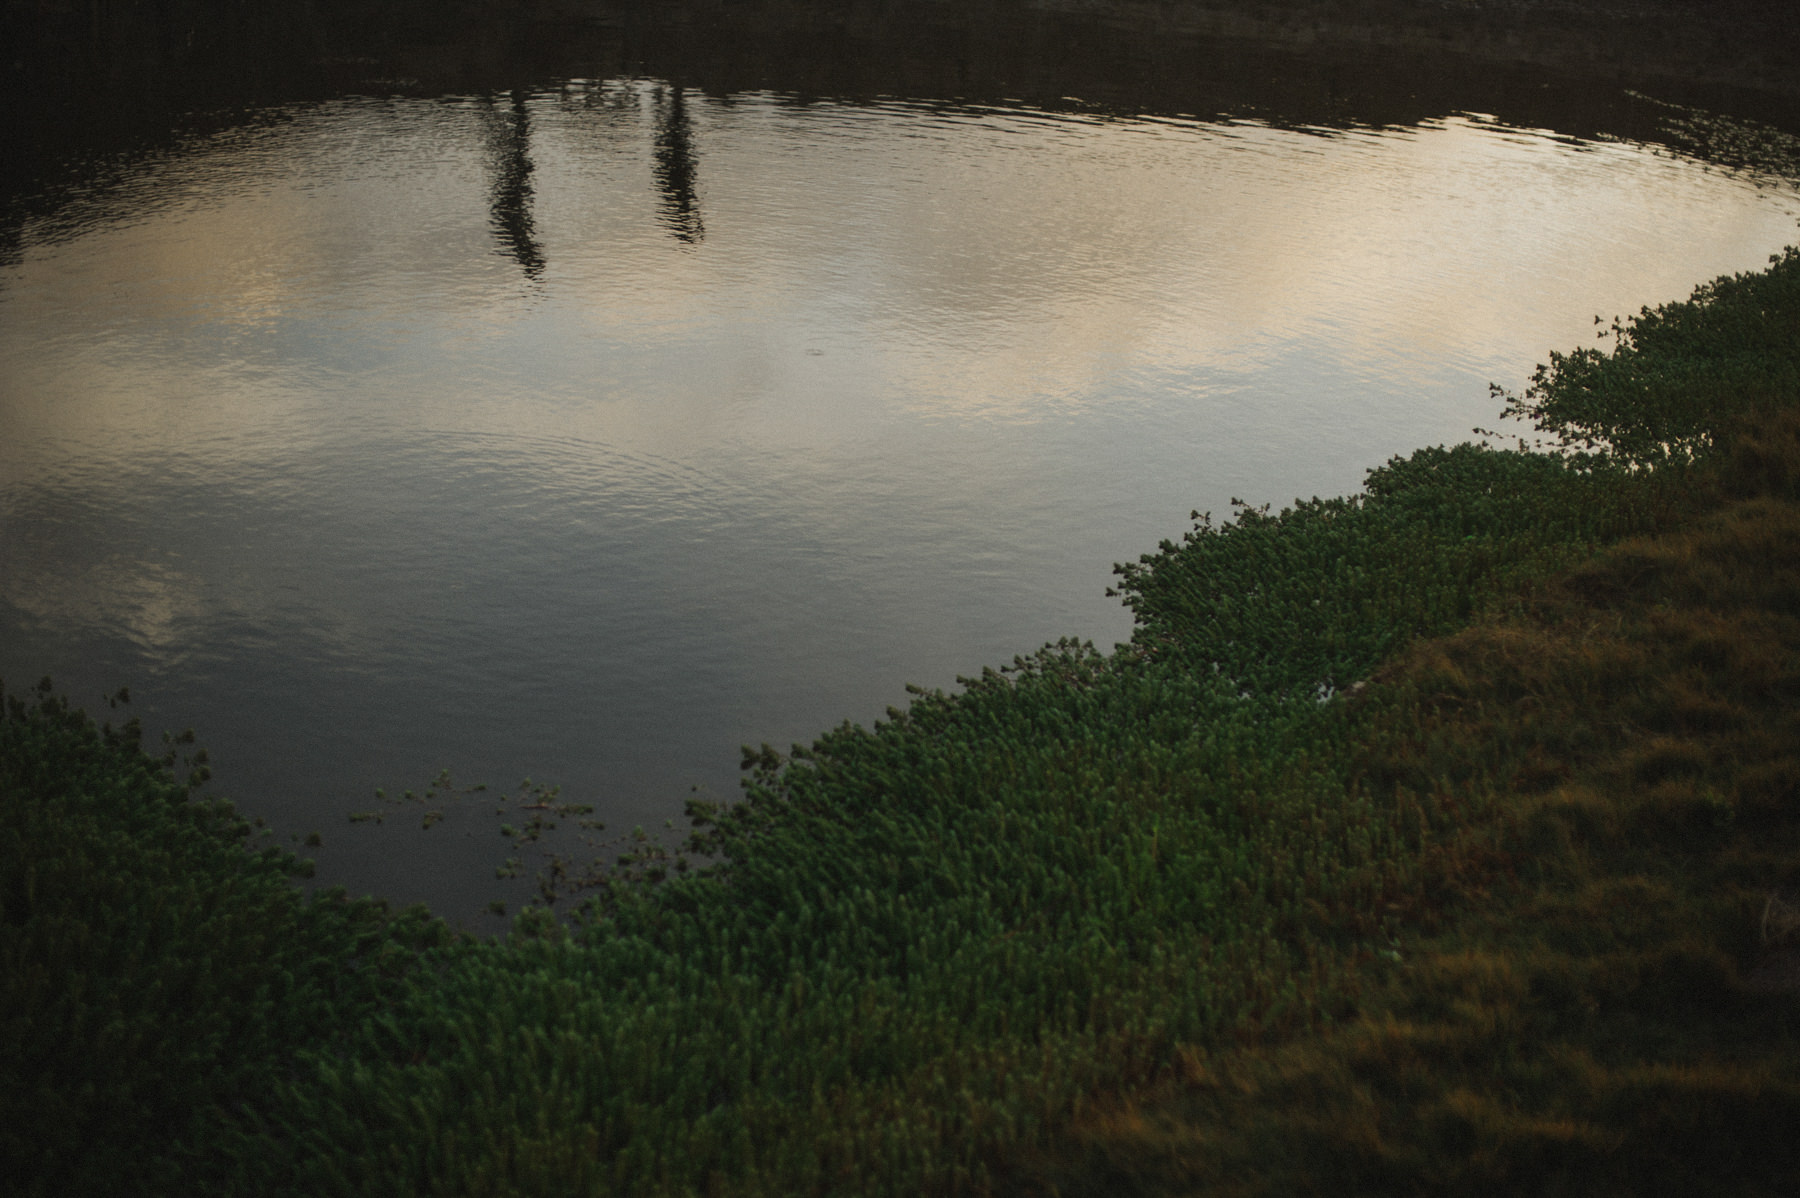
[4,0,1799,929]
[7,0,1797,174]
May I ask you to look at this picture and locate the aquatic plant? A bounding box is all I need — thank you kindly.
[0,681,457,1197]
[1497,246,1800,465]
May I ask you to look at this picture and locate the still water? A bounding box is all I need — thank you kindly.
[4,65,1798,924]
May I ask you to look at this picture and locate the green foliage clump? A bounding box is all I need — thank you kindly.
[1110,444,1679,696]
[251,645,1389,1195]
[0,681,456,1196]
[1500,246,1800,465]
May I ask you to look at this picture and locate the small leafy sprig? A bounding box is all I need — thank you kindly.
[346,767,708,915]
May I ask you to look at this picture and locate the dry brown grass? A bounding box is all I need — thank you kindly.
[1006,409,1800,1197]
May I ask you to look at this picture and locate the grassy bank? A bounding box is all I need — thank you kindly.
[4,247,1799,1195]
[8,0,1799,103]
[1034,415,1800,1196]
[1031,313,1800,1196]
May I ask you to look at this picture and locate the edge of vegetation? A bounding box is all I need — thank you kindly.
[1027,292,1800,1198]
[5,239,1800,1194]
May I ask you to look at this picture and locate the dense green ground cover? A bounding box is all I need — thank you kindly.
[4,247,1797,1195]
[1038,274,1800,1198]
[0,687,457,1195]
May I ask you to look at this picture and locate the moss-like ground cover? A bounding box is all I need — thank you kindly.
[1032,276,1800,1198]
[5,247,1798,1196]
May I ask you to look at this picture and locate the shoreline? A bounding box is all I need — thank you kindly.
[7,0,1798,96]
[7,246,1799,1193]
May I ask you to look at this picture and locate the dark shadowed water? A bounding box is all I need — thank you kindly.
[4,18,1798,926]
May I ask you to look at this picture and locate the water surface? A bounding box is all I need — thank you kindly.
[4,69,1798,924]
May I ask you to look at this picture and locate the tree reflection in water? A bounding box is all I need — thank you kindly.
[483,88,547,278]
[654,84,704,245]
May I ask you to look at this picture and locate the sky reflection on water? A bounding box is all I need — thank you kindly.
[3,80,1797,924]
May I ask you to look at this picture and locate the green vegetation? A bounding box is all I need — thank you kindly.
[5,247,1799,1195]
[1032,314,1800,1198]
[0,684,457,1196]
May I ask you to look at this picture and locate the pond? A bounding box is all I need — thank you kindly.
[4,12,1798,926]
